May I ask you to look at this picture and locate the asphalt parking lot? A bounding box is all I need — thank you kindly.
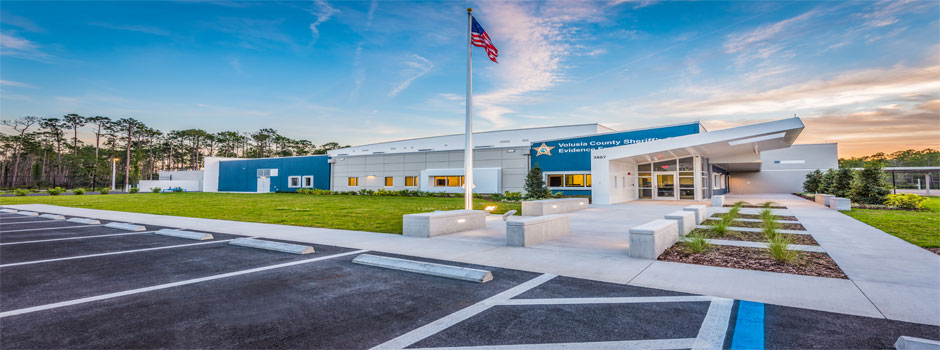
[1,209,937,349]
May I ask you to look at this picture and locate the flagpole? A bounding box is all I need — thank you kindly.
[464,8,474,210]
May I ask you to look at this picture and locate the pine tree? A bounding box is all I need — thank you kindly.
[524,165,551,199]
[803,169,823,193]
[829,167,855,197]
[819,169,836,194]
[851,163,891,204]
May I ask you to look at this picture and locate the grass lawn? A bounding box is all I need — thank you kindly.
[843,196,940,248]
[0,192,520,234]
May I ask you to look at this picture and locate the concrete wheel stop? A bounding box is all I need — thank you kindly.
[155,229,214,241]
[229,238,315,254]
[352,254,493,283]
[103,222,147,231]
[66,218,102,225]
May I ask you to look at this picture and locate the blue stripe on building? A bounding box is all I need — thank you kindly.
[218,155,330,192]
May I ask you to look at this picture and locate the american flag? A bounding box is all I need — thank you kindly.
[471,16,498,63]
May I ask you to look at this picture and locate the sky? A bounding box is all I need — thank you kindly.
[1,0,938,158]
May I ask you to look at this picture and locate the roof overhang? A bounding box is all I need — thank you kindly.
[593,117,805,171]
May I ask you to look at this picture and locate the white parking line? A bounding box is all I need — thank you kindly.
[691,297,734,350]
[0,225,104,233]
[0,249,368,318]
[1,220,69,226]
[499,295,714,305]
[0,218,51,224]
[409,338,697,350]
[0,231,154,245]
[0,238,243,268]
[371,273,557,350]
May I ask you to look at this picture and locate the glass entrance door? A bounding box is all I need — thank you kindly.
[655,173,676,200]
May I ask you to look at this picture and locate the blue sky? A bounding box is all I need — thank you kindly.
[1,0,938,156]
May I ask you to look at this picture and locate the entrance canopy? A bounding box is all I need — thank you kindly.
[590,118,805,204]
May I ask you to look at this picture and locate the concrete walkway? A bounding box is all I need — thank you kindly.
[3,198,937,325]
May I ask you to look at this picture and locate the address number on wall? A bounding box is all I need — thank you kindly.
[592,155,606,159]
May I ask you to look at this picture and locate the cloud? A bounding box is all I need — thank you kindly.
[1,12,44,32]
[210,17,297,49]
[308,0,338,43]
[348,43,365,102]
[89,22,170,36]
[0,80,37,88]
[609,0,658,9]
[469,1,606,127]
[366,0,378,29]
[0,32,50,61]
[644,63,940,118]
[700,100,940,157]
[389,54,433,97]
[859,0,925,28]
[228,57,244,74]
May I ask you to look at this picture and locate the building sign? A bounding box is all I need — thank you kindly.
[531,123,702,172]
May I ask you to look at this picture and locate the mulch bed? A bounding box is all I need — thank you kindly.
[926,248,940,256]
[690,228,818,246]
[723,203,788,209]
[734,213,799,221]
[703,219,806,231]
[659,243,847,279]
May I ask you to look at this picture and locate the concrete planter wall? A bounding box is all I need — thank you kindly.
[664,210,696,236]
[814,193,834,206]
[683,205,707,224]
[521,198,588,216]
[402,210,486,237]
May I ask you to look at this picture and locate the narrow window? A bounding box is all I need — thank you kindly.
[302,176,313,188]
[405,176,415,187]
[348,177,359,187]
[434,177,447,187]
[547,175,563,187]
[585,174,592,187]
[565,174,585,187]
[385,177,393,187]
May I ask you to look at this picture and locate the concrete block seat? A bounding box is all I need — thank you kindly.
[711,195,725,207]
[814,193,834,206]
[521,198,588,216]
[664,210,696,236]
[402,210,486,238]
[683,205,707,224]
[629,219,679,260]
[506,214,571,247]
[829,197,851,211]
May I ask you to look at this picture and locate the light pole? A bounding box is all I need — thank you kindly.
[111,158,119,191]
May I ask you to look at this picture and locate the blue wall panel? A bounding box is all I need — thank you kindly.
[218,156,330,192]
[530,123,701,172]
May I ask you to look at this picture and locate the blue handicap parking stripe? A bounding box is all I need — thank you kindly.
[731,301,765,350]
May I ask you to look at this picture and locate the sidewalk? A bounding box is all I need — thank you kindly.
[4,200,936,325]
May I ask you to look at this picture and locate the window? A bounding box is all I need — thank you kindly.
[713,174,721,190]
[348,177,359,187]
[385,177,393,187]
[302,176,313,188]
[565,174,585,187]
[288,176,301,188]
[257,169,278,177]
[548,175,563,187]
[654,160,677,172]
[405,176,417,187]
[546,173,591,188]
[433,176,464,187]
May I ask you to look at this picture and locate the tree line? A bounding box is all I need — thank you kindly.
[839,149,939,168]
[0,115,348,190]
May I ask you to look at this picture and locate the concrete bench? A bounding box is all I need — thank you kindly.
[506,214,570,247]
[521,198,588,216]
[402,210,486,237]
[664,210,696,236]
[683,205,707,224]
[829,197,851,211]
[814,193,834,206]
[711,195,725,207]
[629,219,679,259]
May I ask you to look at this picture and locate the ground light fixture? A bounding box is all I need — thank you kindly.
[484,205,497,212]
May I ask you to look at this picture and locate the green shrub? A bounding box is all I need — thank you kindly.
[685,234,710,253]
[14,188,29,196]
[524,165,551,199]
[851,163,891,204]
[151,187,162,193]
[98,187,111,194]
[357,189,375,196]
[72,188,85,195]
[768,235,800,263]
[803,169,824,193]
[129,187,140,194]
[46,187,65,195]
[819,169,836,193]
[884,193,927,209]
